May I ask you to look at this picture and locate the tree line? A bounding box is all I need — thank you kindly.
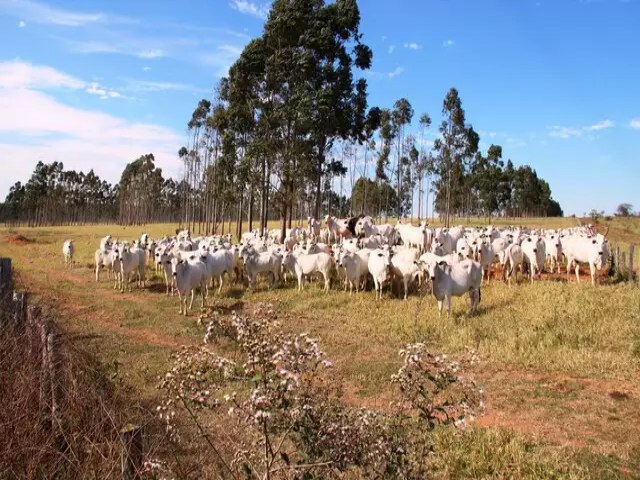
[0,0,562,229]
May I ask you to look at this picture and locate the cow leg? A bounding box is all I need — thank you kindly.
[446,295,452,317]
[188,290,195,311]
[217,275,224,295]
[590,263,596,287]
[201,284,207,308]
[177,291,184,314]
[403,277,409,300]
[437,299,443,317]
[575,263,580,283]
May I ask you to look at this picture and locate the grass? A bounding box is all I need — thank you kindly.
[1,218,640,478]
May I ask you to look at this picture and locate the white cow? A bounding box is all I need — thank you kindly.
[368,247,393,300]
[307,217,321,239]
[337,249,370,295]
[521,236,546,283]
[95,247,118,282]
[502,243,524,287]
[390,247,421,300]
[118,244,145,292]
[563,235,606,286]
[171,257,207,315]
[242,247,282,289]
[62,240,74,268]
[282,251,333,292]
[544,234,563,274]
[430,259,482,317]
[455,238,473,260]
[396,223,430,252]
[200,249,234,295]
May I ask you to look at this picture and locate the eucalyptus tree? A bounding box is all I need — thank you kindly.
[226,0,373,241]
[392,98,414,218]
[432,88,479,226]
[415,113,431,220]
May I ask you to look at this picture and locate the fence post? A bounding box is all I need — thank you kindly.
[27,305,41,360]
[120,424,144,480]
[47,333,60,431]
[13,291,27,330]
[621,251,627,273]
[40,321,50,412]
[0,257,11,298]
[629,245,635,276]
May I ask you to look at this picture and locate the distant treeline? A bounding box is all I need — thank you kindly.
[0,150,560,228]
[0,1,563,230]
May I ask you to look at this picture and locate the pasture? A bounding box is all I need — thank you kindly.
[1,217,640,478]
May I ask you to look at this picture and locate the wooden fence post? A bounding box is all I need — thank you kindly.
[40,321,50,411]
[120,424,144,480]
[27,305,41,360]
[13,291,27,330]
[621,252,627,273]
[629,245,635,276]
[0,257,11,298]
[47,333,60,430]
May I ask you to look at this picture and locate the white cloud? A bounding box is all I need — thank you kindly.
[0,61,124,99]
[0,0,129,27]
[85,82,123,99]
[381,35,387,41]
[388,66,405,79]
[123,79,208,94]
[138,49,165,59]
[142,66,151,72]
[443,39,455,47]
[0,88,181,197]
[404,42,422,50]
[549,119,615,138]
[586,119,614,131]
[229,0,270,19]
[629,118,640,129]
[0,61,85,89]
[18,20,26,27]
[67,40,168,59]
[388,44,395,54]
[548,126,583,138]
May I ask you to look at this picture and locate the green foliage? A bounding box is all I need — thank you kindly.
[350,176,399,217]
[616,203,634,217]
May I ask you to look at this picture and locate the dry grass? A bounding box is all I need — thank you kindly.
[1,217,639,478]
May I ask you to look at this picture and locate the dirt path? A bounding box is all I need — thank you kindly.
[5,242,187,349]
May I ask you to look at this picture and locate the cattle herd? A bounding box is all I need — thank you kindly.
[61,215,611,316]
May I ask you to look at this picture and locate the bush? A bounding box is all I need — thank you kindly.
[158,304,484,478]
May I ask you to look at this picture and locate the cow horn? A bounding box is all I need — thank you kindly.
[604,225,610,238]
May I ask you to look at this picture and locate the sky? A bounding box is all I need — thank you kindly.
[0,0,639,216]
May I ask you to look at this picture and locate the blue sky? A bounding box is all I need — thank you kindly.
[0,0,638,215]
